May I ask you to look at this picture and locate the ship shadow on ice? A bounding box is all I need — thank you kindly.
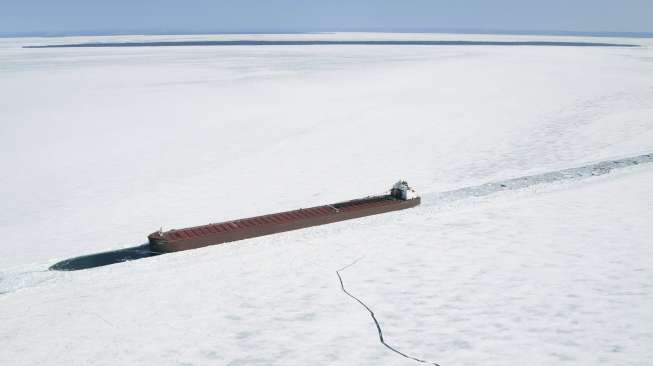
[49,244,162,271]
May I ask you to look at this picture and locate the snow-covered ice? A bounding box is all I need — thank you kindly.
[1,33,653,365]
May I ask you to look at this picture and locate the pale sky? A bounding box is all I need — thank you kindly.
[2,0,652,36]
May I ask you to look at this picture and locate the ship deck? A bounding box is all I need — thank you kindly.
[149,194,420,252]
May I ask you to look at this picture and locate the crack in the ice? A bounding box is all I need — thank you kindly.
[81,311,116,328]
[0,269,53,296]
[337,257,440,366]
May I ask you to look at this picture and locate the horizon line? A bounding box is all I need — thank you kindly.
[24,40,638,49]
[3,28,653,39]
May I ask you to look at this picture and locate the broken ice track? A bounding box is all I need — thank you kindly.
[50,152,653,271]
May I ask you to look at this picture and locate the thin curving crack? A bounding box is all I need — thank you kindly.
[336,257,440,365]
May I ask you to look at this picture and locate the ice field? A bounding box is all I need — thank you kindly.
[1,33,653,365]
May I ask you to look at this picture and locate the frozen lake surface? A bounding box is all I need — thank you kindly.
[1,32,653,365]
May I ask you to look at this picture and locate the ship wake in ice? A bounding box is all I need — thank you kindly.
[49,152,652,271]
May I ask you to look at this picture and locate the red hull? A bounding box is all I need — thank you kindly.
[148,195,420,253]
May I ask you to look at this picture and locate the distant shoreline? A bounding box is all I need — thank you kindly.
[24,40,638,49]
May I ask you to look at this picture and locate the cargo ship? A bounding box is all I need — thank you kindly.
[148,181,420,253]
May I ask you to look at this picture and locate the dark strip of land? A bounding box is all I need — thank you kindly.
[24,40,638,48]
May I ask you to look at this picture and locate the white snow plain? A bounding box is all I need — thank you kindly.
[1,33,653,365]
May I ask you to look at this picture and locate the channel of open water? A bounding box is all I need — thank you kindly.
[51,152,653,271]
